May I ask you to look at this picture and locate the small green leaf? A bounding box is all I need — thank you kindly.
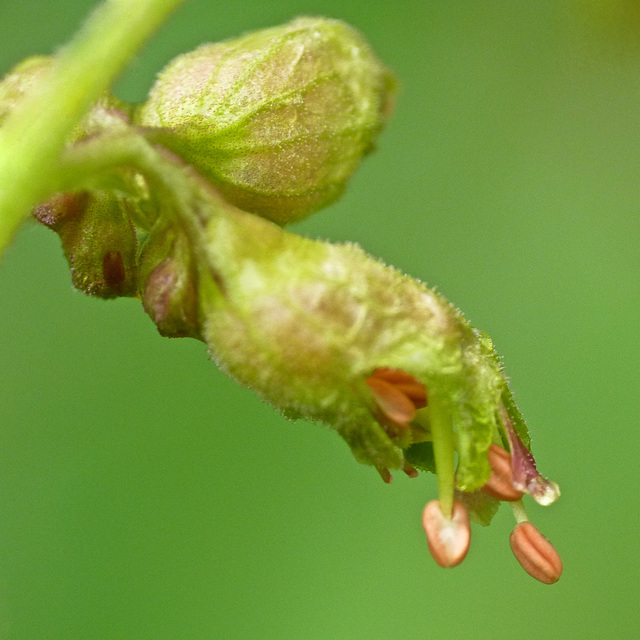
[405,442,436,474]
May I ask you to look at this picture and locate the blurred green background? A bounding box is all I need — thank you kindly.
[1,1,639,638]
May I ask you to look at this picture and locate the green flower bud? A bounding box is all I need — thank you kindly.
[138,222,201,339]
[136,17,396,224]
[34,191,138,298]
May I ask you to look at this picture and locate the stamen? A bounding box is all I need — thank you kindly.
[482,443,525,502]
[403,462,419,478]
[510,521,563,584]
[369,367,419,385]
[394,382,427,408]
[366,376,416,426]
[368,368,427,408]
[419,393,455,519]
[422,499,471,568]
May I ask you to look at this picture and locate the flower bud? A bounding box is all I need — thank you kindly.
[138,222,201,339]
[136,17,396,224]
[34,190,138,298]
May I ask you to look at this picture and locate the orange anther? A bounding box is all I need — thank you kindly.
[510,522,563,584]
[422,499,471,568]
[370,367,418,385]
[368,368,428,409]
[393,382,427,408]
[366,376,417,426]
[482,443,524,502]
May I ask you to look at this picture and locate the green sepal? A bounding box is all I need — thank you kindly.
[34,190,138,298]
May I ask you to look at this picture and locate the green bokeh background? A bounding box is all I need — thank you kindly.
[1,1,639,638]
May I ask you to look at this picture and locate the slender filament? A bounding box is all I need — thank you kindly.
[418,393,455,519]
[510,499,530,524]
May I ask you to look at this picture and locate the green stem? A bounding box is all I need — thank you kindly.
[0,0,184,256]
[59,131,209,261]
[510,499,529,524]
[59,130,228,307]
[420,393,455,519]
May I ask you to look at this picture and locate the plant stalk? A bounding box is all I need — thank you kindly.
[0,0,184,256]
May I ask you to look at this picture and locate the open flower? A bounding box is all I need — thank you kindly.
[364,364,561,579]
[169,174,565,584]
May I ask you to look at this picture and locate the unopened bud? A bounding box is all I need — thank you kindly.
[138,223,201,339]
[35,191,137,298]
[422,499,471,568]
[510,521,563,584]
[136,17,396,224]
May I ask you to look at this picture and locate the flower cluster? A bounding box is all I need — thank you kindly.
[1,16,562,583]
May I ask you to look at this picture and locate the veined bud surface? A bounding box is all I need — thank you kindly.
[34,191,138,298]
[136,17,396,224]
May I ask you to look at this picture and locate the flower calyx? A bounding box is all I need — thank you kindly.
[34,190,138,298]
